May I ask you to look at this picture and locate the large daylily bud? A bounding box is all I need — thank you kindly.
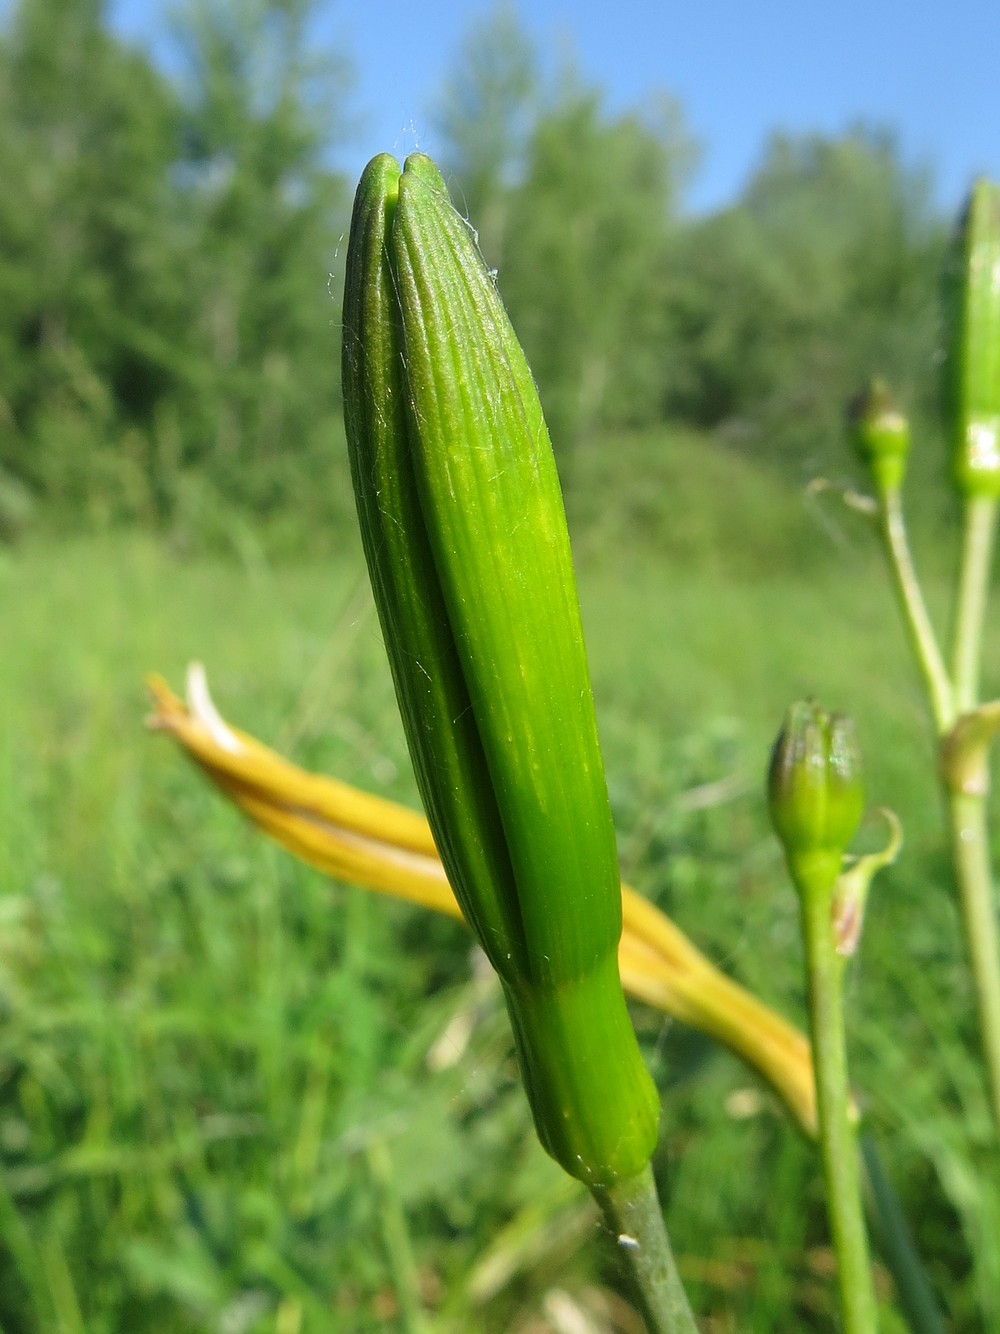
[342,153,658,1185]
[945,178,1000,499]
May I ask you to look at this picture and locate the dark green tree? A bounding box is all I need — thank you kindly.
[0,0,355,543]
[664,128,945,479]
[500,88,691,467]
[0,0,182,522]
[166,0,352,531]
[432,1,536,268]
[435,8,692,474]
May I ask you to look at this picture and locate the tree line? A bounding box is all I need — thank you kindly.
[0,0,950,548]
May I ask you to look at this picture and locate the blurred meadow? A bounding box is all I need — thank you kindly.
[1,0,999,1330]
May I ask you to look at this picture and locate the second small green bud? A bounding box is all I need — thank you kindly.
[847,377,910,494]
[769,701,865,891]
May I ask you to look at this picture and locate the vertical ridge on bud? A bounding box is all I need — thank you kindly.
[342,154,527,974]
[392,156,622,979]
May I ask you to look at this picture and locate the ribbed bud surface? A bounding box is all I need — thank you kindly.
[342,153,659,1185]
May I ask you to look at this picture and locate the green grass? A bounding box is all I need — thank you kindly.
[0,433,997,1331]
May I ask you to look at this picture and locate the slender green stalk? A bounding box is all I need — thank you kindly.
[366,1136,427,1334]
[796,858,879,1334]
[878,486,954,732]
[860,1135,947,1334]
[0,1169,54,1325]
[952,495,998,715]
[590,1164,698,1334]
[946,790,1000,1131]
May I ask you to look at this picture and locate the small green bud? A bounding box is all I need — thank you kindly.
[342,154,658,1186]
[944,178,1000,499]
[847,378,910,493]
[768,701,865,888]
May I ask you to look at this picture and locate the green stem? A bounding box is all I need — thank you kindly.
[590,1164,698,1334]
[366,1136,427,1334]
[795,858,879,1334]
[0,1168,54,1325]
[946,789,1000,1133]
[860,1135,947,1334]
[952,495,998,716]
[944,495,1000,1135]
[878,486,954,731]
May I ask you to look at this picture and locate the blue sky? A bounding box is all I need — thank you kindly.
[110,0,1000,216]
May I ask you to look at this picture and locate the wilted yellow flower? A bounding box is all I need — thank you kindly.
[149,665,822,1136]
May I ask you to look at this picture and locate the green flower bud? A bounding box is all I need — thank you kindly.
[768,701,865,889]
[342,153,658,1186]
[944,178,1000,499]
[847,378,910,493]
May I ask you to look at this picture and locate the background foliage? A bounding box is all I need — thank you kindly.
[1,0,996,1330]
[0,0,950,550]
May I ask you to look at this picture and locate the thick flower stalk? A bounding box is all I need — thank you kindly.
[342,153,658,1188]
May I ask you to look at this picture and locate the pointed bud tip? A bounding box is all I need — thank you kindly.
[402,153,448,193]
[357,152,401,199]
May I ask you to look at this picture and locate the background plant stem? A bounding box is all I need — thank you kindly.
[366,1136,428,1334]
[946,790,1000,1132]
[878,487,953,730]
[590,1164,698,1334]
[881,485,1000,1137]
[797,867,879,1334]
[952,496,998,715]
[860,1135,946,1334]
[946,494,1000,1134]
